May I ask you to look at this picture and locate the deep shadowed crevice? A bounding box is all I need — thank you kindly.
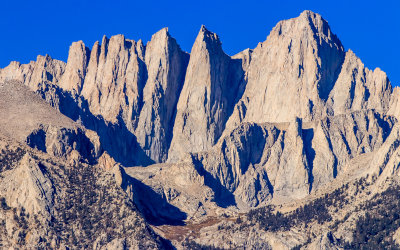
[135,57,148,123]
[159,238,176,250]
[264,171,274,197]
[122,173,187,226]
[36,84,154,166]
[306,14,345,102]
[191,155,237,208]
[216,57,248,140]
[374,112,394,142]
[318,54,345,102]
[349,76,356,107]
[26,128,47,153]
[324,131,339,178]
[164,52,190,160]
[339,132,352,156]
[124,40,133,50]
[364,86,371,102]
[302,128,315,193]
[46,72,54,82]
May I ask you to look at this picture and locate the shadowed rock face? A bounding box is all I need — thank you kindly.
[135,28,189,163]
[187,109,395,208]
[167,26,246,162]
[327,49,392,115]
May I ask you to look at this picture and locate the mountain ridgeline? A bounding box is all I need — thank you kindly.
[1,10,400,249]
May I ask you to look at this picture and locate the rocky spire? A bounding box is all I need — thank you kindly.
[59,41,90,94]
[167,25,245,162]
[135,27,189,163]
[80,34,147,126]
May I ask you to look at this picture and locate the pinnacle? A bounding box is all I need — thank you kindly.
[151,27,171,41]
[299,10,320,18]
[194,25,221,49]
[298,10,326,25]
[101,35,108,44]
[297,10,332,37]
[271,9,343,53]
[200,24,209,33]
[198,25,216,38]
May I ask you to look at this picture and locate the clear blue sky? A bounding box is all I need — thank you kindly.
[1,0,399,85]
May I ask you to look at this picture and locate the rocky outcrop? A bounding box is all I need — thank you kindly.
[388,86,400,119]
[135,28,189,162]
[168,26,246,162]
[367,123,400,182]
[307,231,341,250]
[59,41,90,94]
[0,80,101,164]
[230,10,345,125]
[311,110,395,187]
[0,80,75,139]
[0,153,54,220]
[0,139,165,249]
[26,125,101,164]
[394,227,400,245]
[193,120,310,206]
[124,163,215,224]
[81,35,146,126]
[326,50,392,115]
[190,109,395,207]
[0,55,65,91]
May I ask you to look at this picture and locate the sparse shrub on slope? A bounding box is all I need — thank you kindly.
[247,184,349,232]
[342,185,400,249]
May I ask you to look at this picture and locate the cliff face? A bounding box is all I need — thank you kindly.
[168,26,246,162]
[236,10,346,124]
[135,28,189,163]
[1,29,189,166]
[80,34,146,126]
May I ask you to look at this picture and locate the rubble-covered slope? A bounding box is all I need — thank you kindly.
[0,136,167,249]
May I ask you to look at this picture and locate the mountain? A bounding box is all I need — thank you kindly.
[1,10,400,249]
